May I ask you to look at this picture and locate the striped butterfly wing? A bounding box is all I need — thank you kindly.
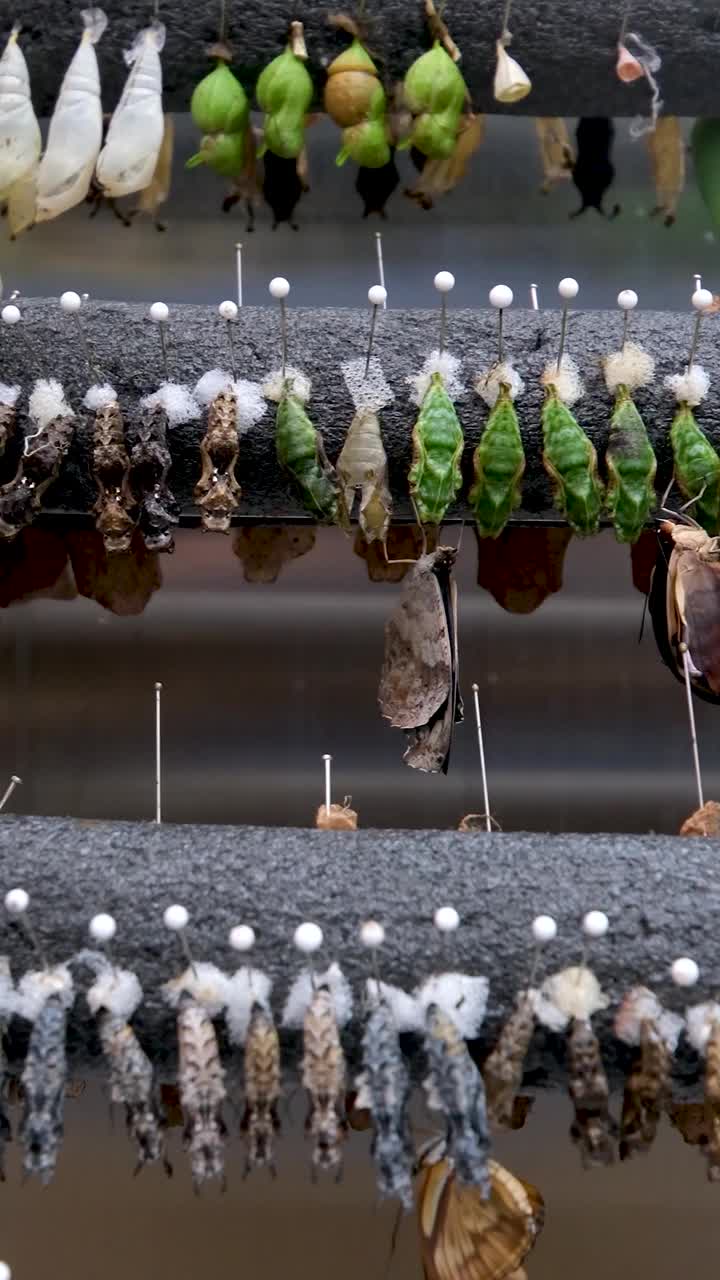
[418,1157,544,1280]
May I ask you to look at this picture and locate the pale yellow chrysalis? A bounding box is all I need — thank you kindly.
[35,8,108,223]
[493,40,531,104]
[95,20,165,198]
[0,25,41,198]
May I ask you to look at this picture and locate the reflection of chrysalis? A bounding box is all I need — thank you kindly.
[0,957,14,1181]
[647,116,684,226]
[96,21,165,197]
[470,363,525,538]
[404,114,484,209]
[16,964,75,1185]
[692,119,720,230]
[36,8,108,222]
[0,26,41,203]
[664,364,720,535]
[603,340,656,543]
[302,987,348,1179]
[541,356,603,537]
[493,40,531,104]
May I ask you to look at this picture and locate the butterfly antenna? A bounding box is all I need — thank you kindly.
[410,496,427,555]
[454,518,466,553]
[385,1204,404,1280]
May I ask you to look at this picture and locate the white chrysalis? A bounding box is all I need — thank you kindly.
[0,25,41,197]
[35,8,108,223]
[95,20,165,198]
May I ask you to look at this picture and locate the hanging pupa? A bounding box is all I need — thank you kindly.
[223,930,279,1177]
[77,944,170,1175]
[493,40,531,104]
[0,379,76,541]
[188,50,249,178]
[0,25,41,212]
[95,20,165,198]
[407,356,465,527]
[400,41,467,161]
[647,115,684,226]
[354,988,415,1209]
[35,9,108,223]
[664,368,720,535]
[282,940,352,1180]
[535,964,614,1167]
[614,985,682,1160]
[602,292,657,544]
[264,368,340,525]
[162,958,231,1191]
[686,1001,720,1181]
[84,384,136,554]
[324,18,391,171]
[338,293,394,544]
[483,990,537,1129]
[470,357,526,538]
[257,22,313,161]
[14,962,75,1183]
[0,957,15,1180]
[541,357,603,536]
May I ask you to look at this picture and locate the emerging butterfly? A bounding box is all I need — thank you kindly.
[416,1137,545,1280]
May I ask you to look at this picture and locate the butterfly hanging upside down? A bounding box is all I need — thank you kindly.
[416,1137,545,1280]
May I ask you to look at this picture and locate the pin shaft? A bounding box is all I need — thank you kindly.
[688,313,703,371]
[530,283,539,311]
[682,646,704,810]
[155,682,162,824]
[364,306,378,378]
[158,324,169,381]
[0,774,21,812]
[236,243,243,308]
[556,308,569,372]
[375,232,386,309]
[280,300,288,379]
[440,297,447,356]
[323,753,332,815]
[471,683,492,834]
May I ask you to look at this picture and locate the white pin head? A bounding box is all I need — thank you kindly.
[218,300,238,321]
[582,910,609,939]
[489,284,513,309]
[692,288,714,312]
[368,285,387,308]
[617,289,638,310]
[558,277,579,301]
[294,921,323,954]
[4,887,29,916]
[163,904,189,932]
[269,277,290,300]
[150,301,169,324]
[229,924,256,953]
[0,1261,11,1280]
[1,305,21,326]
[60,290,82,314]
[671,956,699,988]
[89,913,117,944]
[532,914,557,944]
[434,271,455,294]
[434,905,460,934]
[360,920,385,949]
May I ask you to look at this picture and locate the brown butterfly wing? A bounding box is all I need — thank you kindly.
[418,1158,544,1280]
[675,547,720,693]
[378,552,451,730]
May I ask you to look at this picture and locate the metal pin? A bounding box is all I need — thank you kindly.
[4,888,48,969]
[60,291,103,383]
[694,273,702,293]
[360,920,385,995]
[164,905,197,977]
[364,284,387,377]
[617,289,638,352]
[155,681,162,824]
[322,753,332,816]
[530,283,539,311]
[236,243,243,308]
[434,271,455,357]
[577,909,609,974]
[0,774,21,812]
[149,302,171,380]
[434,905,460,971]
[489,285,513,365]
[527,915,557,987]
[218,301,238,379]
[556,277,579,373]
[681,643,704,810]
[688,287,712,371]
[471,683,492,834]
[89,913,117,968]
[269,278,290,379]
[375,232,387,309]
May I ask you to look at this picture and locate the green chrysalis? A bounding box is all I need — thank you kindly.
[188,61,249,176]
[409,372,464,526]
[691,119,720,229]
[276,391,338,523]
[670,404,720,533]
[399,42,466,160]
[469,384,525,538]
[605,387,657,543]
[324,33,391,169]
[257,45,313,159]
[542,389,603,536]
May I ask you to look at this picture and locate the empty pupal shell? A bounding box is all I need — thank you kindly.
[0,25,42,195]
[616,42,645,83]
[36,8,108,222]
[95,21,165,197]
[493,41,531,105]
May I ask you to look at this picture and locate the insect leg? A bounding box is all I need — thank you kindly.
[410,497,427,555]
